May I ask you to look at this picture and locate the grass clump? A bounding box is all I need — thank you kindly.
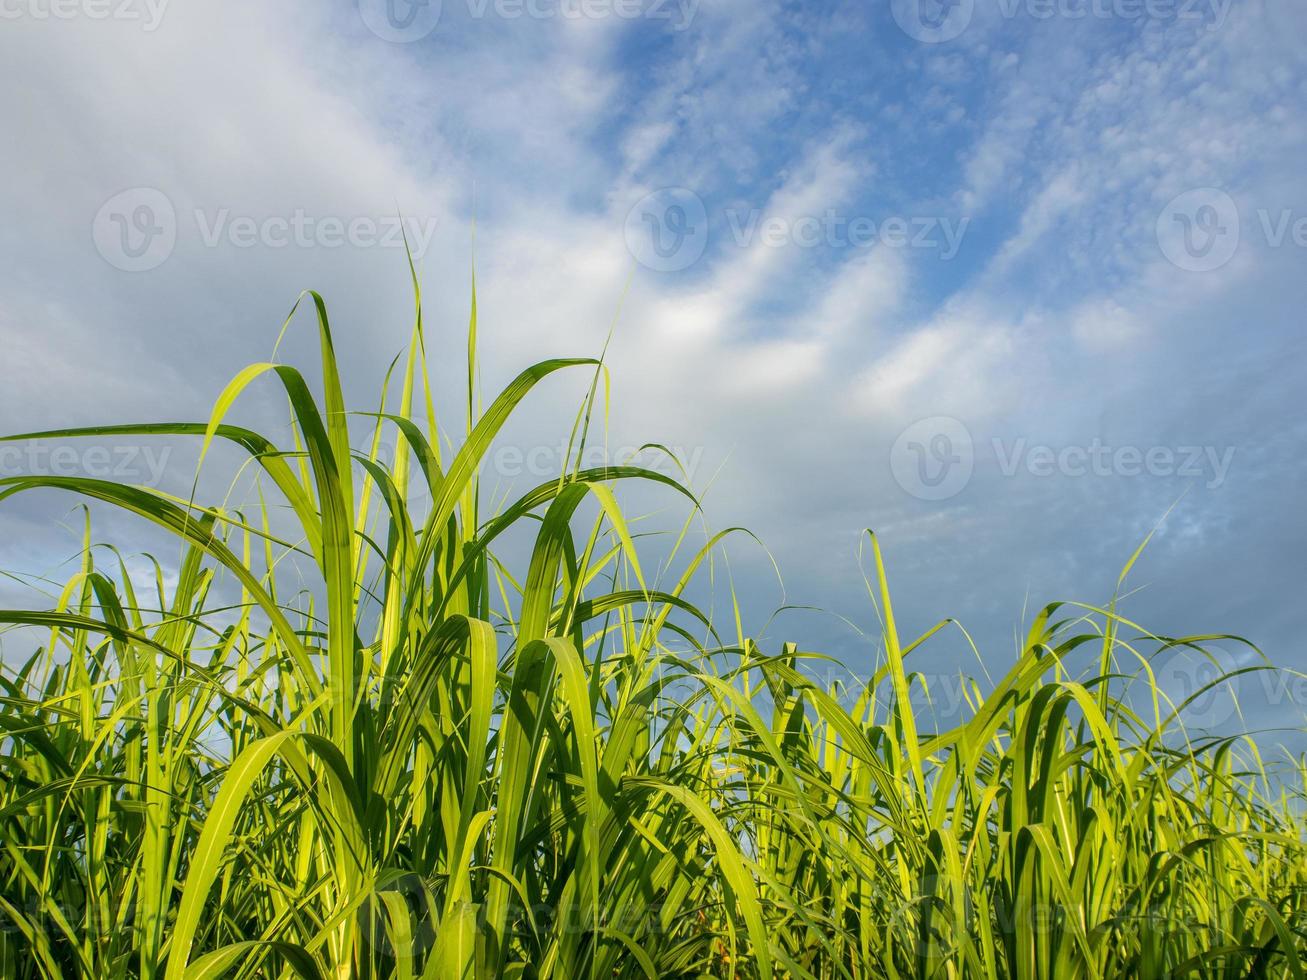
[0,277,1303,979]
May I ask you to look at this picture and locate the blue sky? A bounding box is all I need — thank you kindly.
[0,0,1304,741]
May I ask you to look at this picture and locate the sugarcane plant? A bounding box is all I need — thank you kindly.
[0,268,1303,979]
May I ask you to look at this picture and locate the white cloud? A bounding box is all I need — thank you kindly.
[0,0,1304,707]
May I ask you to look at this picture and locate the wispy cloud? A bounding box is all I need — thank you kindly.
[0,0,1304,740]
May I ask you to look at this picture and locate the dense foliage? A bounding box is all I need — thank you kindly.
[1,281,1303,978]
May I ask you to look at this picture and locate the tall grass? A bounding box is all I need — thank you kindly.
[0,276,1303,979]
